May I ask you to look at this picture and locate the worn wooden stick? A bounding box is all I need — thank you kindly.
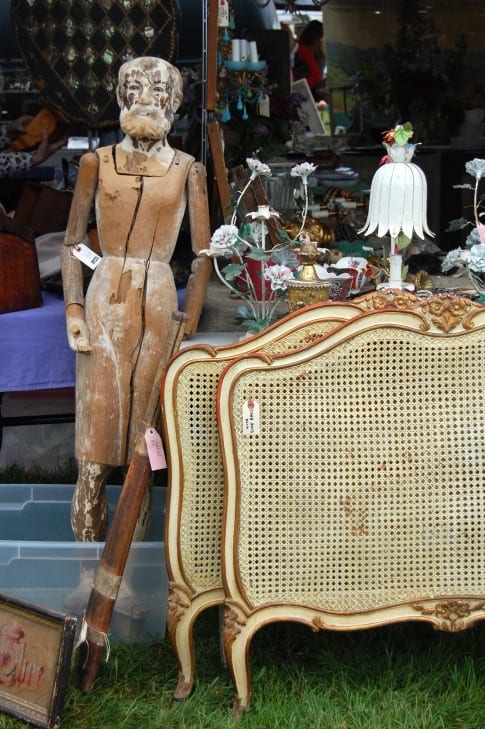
[77,310,187,690]
[206,0,219,113]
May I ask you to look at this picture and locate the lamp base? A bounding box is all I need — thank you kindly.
[376,281,415,292]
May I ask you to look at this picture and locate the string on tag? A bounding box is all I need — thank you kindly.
[74,613,111,665]
[75,614,88,651]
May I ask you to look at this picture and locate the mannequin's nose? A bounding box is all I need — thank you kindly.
[139,86,150,103]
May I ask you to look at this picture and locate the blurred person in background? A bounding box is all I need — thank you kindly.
[293,20,326,101]
[0,115,66,178]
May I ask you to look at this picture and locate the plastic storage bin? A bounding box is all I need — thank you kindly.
[0,483,167,643]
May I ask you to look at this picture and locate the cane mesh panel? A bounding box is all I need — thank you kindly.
[174,321,347,592]
[227,328,485,611]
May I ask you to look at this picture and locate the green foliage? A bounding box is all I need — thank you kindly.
[397,233,411,251]
[236,306,274,333]
[447,217,471,233]
[349,0,467,141]
[220,262,245,281]
[0,609,483,728]
[245,247,270,262]
[392,124,413,146]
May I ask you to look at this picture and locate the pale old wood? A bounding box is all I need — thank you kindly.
[184,162,213,336]
[162,292,485,712]
[67,146,195,467]
[207,119,233,221]
[78,311,187,691]
[62,57,213,543]
[206,0,219,113]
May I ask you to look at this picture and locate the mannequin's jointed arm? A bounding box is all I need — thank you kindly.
[61,152,99,352]
[183,161,213,336]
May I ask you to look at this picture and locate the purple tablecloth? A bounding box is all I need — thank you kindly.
[0,288,186,393]
[0,292,75,392]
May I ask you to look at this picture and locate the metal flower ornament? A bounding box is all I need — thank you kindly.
[359,122,434,289]
[201,158,316,332]
[441,158,485,298]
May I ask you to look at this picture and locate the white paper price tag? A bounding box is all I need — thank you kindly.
[242,399,260,436]
[218,0,229,26]
[72,243,102,270]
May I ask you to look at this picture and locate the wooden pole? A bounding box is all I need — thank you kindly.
[206,0,219,113]
[207,119,233,220]
[77,310,187,690]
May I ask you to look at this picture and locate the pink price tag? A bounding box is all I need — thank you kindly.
[144,428,167,470]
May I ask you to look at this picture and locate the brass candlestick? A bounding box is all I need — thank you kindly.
[287,240,332,312]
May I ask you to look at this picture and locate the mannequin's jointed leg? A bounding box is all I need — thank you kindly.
[71,460,113,542]
[65,460,152,625]
[64,461,113,617]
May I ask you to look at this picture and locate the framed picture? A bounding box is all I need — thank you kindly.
[291,78,328,135]
[0,592,76,729]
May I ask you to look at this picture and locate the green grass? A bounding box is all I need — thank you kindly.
[0,462,81,484]
[0,463,167,486]
[0,609,483,729]
[1,466,483,727]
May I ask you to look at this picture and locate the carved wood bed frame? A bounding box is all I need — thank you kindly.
[162,292,485,714]
[162,300,369,699]
[217,294,485,714]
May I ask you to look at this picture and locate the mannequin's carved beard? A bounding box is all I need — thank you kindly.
[120,107,172,142]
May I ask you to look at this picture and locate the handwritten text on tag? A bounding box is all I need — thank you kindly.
[242,399,260,436]
[72,242,102,270]
[144,428,167,470]
[218,0,229,26]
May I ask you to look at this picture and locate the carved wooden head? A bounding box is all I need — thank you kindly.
[117,56,183,141]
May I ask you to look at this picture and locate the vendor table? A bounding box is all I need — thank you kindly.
[1,291,75,393]
[0,292,76,446]
[0,287,231,453]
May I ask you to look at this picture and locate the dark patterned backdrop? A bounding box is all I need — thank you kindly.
[11,0,181,128]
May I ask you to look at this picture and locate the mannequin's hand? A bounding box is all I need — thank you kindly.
[66,312,92,353]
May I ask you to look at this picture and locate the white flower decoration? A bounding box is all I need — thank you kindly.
[441,247,469,273]
[465,158,485,180]
[469,243,485,273]
[200,224,240,258]
[384,143,417,163]
[263,264,295,291]
[210,224,239,249]
[465,227,482,248]
[205,155,313,333]
[290,162,317,185]
[246,205,280,221]
[246,157,272,180]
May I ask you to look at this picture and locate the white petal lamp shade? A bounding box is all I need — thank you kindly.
[359,144,434,241]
